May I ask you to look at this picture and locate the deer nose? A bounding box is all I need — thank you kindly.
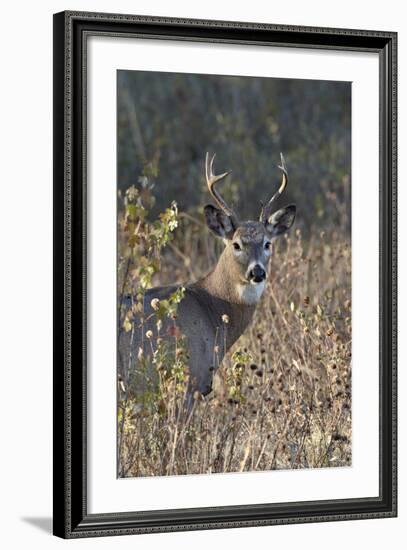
[248,264,266,283]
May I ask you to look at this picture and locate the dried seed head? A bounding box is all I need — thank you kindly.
[150,298,160,311]
[145,330,153,339]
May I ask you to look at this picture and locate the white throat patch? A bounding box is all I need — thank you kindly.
[236,281,265,305]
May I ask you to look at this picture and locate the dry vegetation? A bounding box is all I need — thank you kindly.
[118,190,352,477]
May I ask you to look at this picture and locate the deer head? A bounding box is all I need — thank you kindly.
[203,152,296,304]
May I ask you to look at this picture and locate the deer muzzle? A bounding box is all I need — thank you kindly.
[247,264,266,284]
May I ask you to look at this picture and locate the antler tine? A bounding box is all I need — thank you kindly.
[205,152,237,224]
[259,152,288,223]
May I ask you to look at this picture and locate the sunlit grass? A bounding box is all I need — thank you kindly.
[118,200,351,477]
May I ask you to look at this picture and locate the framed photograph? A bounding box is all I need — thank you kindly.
[53,11,397,538]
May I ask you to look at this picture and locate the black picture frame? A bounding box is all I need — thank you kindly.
[53,10,397,539]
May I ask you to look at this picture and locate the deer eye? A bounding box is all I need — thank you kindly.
[264,241,271,250]
[233,242,241,251]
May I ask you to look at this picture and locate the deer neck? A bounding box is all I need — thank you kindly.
[194,247,262,349]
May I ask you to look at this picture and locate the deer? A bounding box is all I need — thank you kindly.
[119,152,296,404]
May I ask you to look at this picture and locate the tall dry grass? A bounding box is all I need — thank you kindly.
[118,207,351,477]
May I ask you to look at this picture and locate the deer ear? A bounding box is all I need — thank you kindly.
[204,205,235,239]
[266,204,296,237]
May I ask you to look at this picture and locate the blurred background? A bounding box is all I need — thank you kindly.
[117,70,351,233]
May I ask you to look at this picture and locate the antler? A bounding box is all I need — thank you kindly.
[259,153,288,223]
[205,152,238,226]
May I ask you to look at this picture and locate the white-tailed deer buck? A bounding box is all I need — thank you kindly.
[119,153,296,401]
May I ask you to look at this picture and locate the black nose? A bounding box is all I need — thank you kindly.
[248,265,266,283]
